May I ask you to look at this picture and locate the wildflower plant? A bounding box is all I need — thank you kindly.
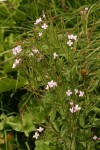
[0,1,100,149]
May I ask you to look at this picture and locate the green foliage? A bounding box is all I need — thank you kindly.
[0,77,28,92]
[0,0,100,149]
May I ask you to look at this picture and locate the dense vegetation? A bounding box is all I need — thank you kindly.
[0,0,100,149]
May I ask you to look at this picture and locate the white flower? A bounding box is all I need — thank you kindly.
[37,127,44,132]
[29,47,43,61]
[41,23,48,30]
[38,32,42,37]
[68,34,73,40]
[29,49,40,56]
[67,40,73,46]
[66,90,72,96]
[74,105,81,111]
[53,53,58,59]
[37,56,43,62]
[43,14,45,18]
[45,80,57,90]
[0,0,6,2]
[12,45,22,56]
[79,91,84,97]
[93,135,97,140]
[32,49,40,55]
[85,7,88,11]
[29,47,40,56]
[74,89,79,95]
[33,132,39,139]
[34,18,42,25]
[12,58,21,68]
[81,10,84,14]
[29,52,34,56]
[45,85,49,90]
[70,104,81,113]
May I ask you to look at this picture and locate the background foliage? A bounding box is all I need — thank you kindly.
[0,0,100,149]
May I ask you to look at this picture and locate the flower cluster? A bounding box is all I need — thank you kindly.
[65,89,84,113]
[66,89,84,97]
[12,45,22,56]
[34,18,48,30]
[69,102,81,113]
[66,33,77,47]
[33,126,44,139]
[34,13,48,37]
[45,80,57,90]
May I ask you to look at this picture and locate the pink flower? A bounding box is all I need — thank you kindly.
[79,91,84,97]
[67,40,73,46]
[92,135,100,140]
[69,107,75,113]
[74,105,81,111]
[33,132,39,139]
[12,45,22,56]
[69,104,81,113]
[73,35,77,41]
[93,135,97,140]
[45,80,57,90]
[34,18,42,25]
[66,90,72,96]
[37,127,44,132]
[68,34,77,41]
[41,23,48,29]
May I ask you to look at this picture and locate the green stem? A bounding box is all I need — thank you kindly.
[70,134,75,150]
[70,114,76,150]
[25,142,31,150]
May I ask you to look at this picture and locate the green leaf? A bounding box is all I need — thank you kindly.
[35,140,54,150]
[9,0,21,9]
[6,115,23,132]
[49,109,56,122]
[79,112,86,128]
[0,77,28,92]
[93,118,100,127]
[22,112,36,136]
[92,107,100,114]
[0,114,7,130]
